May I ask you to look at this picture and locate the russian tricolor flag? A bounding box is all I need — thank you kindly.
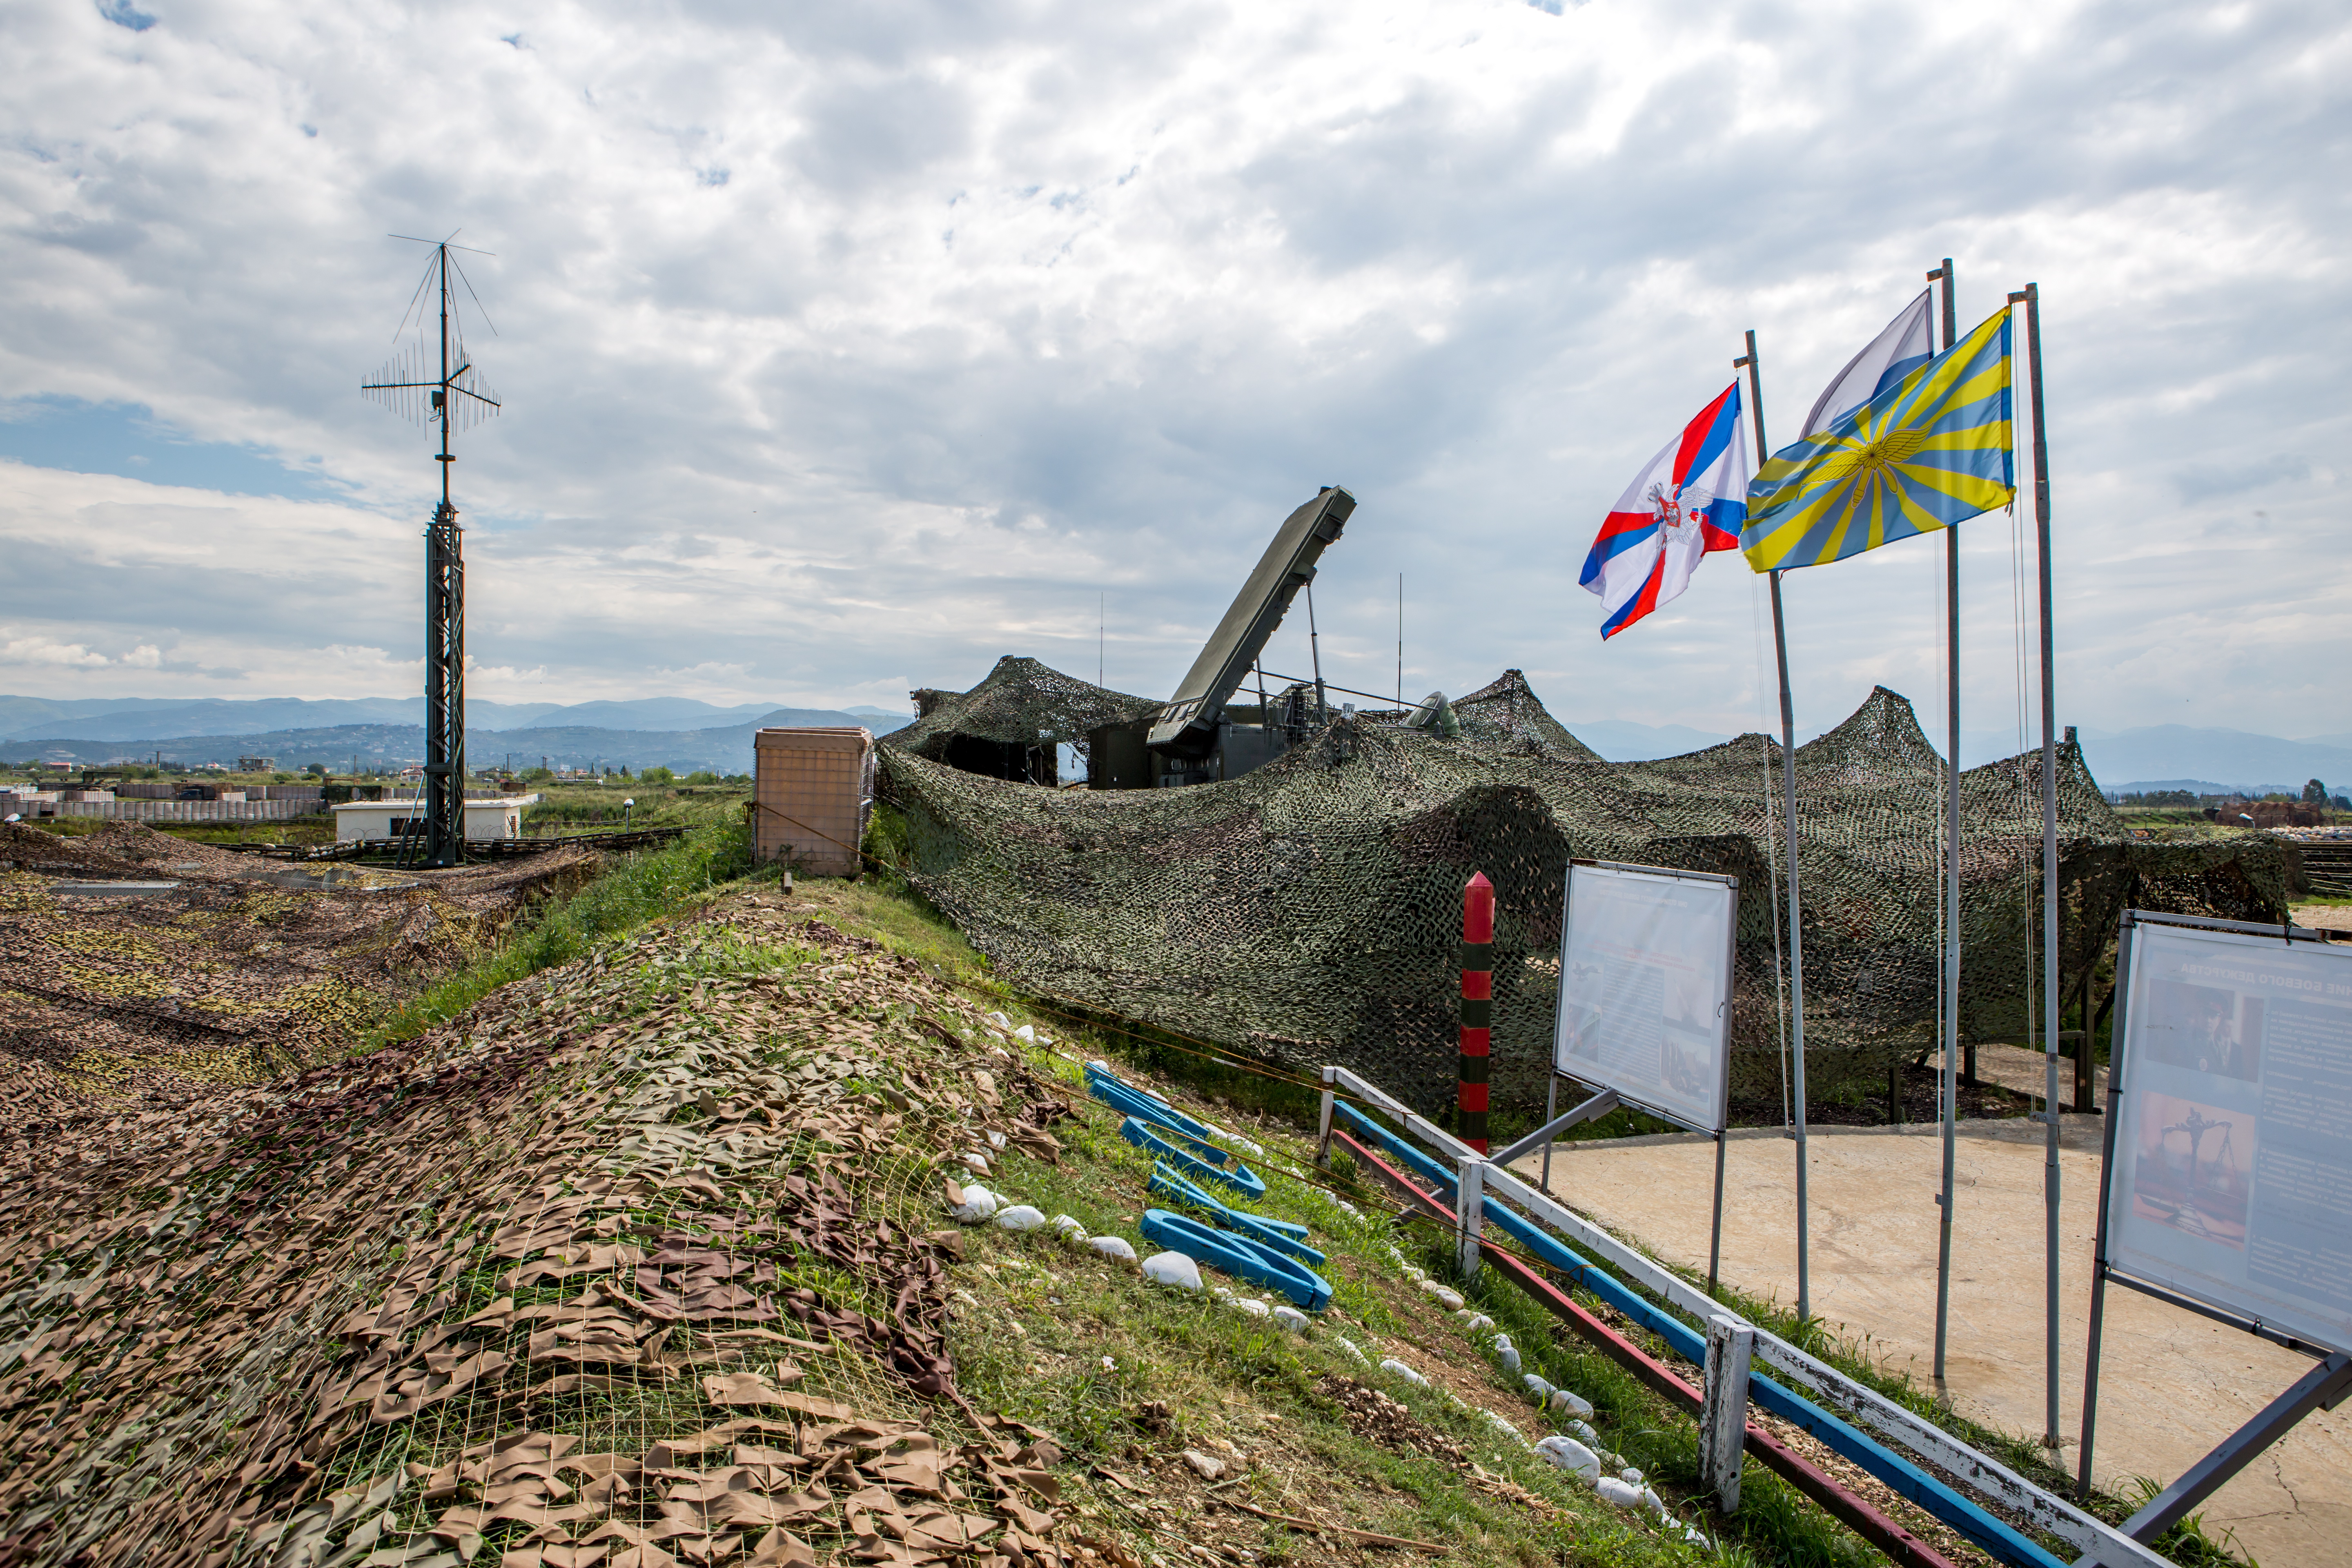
[1580,383,1750,639]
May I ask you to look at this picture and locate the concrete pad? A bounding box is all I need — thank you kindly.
[1512,1120,2352,1566]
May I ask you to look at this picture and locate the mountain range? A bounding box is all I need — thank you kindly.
[5,693,2345,794]
[3,706,909,776]
[0,694,906,743]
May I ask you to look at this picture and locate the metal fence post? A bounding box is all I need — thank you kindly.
[1701,1313,1754,1514]
[1317,1067,1337,1167]
[1456,1157,1486,1279]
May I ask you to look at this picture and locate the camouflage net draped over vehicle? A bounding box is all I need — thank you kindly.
[878,660,2289,1116]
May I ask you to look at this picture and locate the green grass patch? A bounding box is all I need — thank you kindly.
[360,819,762,1050]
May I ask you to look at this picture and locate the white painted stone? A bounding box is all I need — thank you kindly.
[1460,1313,1495,1333]
[1523,1374,1555,1403]
[1014,1024,1036,1044]
[1333,1336,1371,1366]
[949,1186,1000,1224]
[1229,1297,1270,1318]
[1379,1359,1430,1388]
[995,1205,1047,1232]
[1481,1410,1530,1446]
[1417,1280,1465,1310]
[1270,1305,1310,1335]
[959,1151,991,1175]
[1549,1388,1594,1419]
[1534,1436,1601,1482]
[1088,1234,1138,1263]
[1595,1477,1645,1509]
[1143,1251,1204,1291]
[986,1130,1007,1150]
[1051,1214,1088,1239]
[1567,1419,1600,1445]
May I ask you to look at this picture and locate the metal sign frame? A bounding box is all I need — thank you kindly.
[1550,859,1738,1137]
[1541,858,1739,1290]
[2075,907,2352,1553]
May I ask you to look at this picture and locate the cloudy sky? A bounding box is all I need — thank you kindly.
[2,0,2345,744]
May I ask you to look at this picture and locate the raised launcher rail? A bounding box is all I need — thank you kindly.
[1315,1065,2169,1568]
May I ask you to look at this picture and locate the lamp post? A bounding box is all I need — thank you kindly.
[623,797,635,829]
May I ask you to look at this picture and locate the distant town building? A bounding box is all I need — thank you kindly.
[237,756,275,772]
[2205,799,2330,829]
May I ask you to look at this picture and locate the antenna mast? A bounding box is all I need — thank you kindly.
[362,235,501,868]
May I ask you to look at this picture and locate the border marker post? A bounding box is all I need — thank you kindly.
[1459,871,1494,1154]
[1702,1313,1755,1514]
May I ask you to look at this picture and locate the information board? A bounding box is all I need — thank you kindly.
[2105,918,2352,1355]
[1552,862,1736,1134]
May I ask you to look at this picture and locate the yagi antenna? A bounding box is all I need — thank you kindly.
[358,235,504,871]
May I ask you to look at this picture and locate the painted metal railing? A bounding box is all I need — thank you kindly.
[1318,1064,2167,1568]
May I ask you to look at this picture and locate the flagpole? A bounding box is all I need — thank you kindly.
[1930,258,1962,1384]
[1737,328,1811,1323]
[2011,280,2063,1450]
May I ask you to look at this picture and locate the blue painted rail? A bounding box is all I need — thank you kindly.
[1331,1099,2066,1568]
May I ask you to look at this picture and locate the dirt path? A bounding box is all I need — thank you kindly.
[1511,1118,2352,1566]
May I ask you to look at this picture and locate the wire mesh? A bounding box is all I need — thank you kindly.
[0,904,1083,1566]
[879,659,2290,1118]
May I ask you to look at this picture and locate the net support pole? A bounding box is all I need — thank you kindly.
[1740,328,1811,1323]
[2014,281,2065,1448]
[1709,1129,1728,1299]
[1932,258,1962,1385]
[1459,872,1494,1155]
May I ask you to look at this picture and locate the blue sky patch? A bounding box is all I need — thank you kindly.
[0,397,347,501]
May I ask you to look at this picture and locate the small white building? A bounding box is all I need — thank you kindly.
[332,797,532,843]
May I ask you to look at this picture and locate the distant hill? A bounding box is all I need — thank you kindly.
[0,694,886,743]
[2074,726,2352,798]
[4,707,909,774]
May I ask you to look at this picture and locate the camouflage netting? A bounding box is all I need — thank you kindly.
[898,657,1161,770]
[0,822,599,1113]
[878,659,2290,1116]
[0,907,1088,1567]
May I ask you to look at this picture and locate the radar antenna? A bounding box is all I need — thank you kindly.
[361,234,502,868]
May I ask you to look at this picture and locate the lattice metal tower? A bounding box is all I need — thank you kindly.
[361,236,501,867]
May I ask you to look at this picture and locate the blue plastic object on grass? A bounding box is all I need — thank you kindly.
[1148,1162,1325,1266]
[1140,1208,1332,1311]
[1119,1116,1266,1200]
[1084,1064,1223,1145]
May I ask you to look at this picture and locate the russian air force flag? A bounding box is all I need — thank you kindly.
[1800,289,1935,437]
[1581,383,1748,639]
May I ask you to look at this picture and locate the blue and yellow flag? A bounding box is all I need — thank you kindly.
[1741,306,2013,572]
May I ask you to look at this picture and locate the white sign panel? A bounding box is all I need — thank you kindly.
[1553,862,1736,1134]
[2106,920,2352,1355]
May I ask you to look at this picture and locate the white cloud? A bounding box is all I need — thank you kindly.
[0,0,2345,740]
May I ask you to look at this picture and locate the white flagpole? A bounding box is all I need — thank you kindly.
[2009,280,2063,1449]
[1737,329,1812,1323]
[1930,258,1962,1382]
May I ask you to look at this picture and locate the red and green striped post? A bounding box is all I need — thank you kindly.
[1459,871,1494,1153]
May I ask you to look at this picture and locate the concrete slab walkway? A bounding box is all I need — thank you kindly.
[1510,1117,2350,1566]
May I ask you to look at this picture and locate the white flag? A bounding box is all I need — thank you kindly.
[1801,289,1935,437]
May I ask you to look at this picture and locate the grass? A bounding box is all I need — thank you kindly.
[145,803,2242,1567]
[359,818,761,1051]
